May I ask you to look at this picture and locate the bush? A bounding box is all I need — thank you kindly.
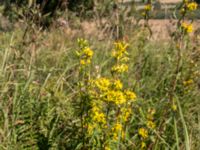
[68,0,94,12]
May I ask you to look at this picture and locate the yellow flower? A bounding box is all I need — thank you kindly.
[83,47,94,58]
[111,41,129,75]
[148,108,156,115]
[87,124,96,135]
[121,130,125,140]
[112,123,123,140]
[80,59,86,65]
[181,22,193,33]
[142,12,146,17]
[121,56,129,62]
[172,104,177,111]
[121,107,132,122]
[106,90,126,105]
[105,146,111,150]
[93,112,106,124]
[141,142,146,149]
[113,79,123,90]
[186,2,198,11]
[91,105,106,124]
[77,39,93,66]
[138,128,148,139]
[147,120,156,129]
[112,132,118,140]
[147,108,156,120]
[183,79,194,86]
[91,105,100,112]
[186,24,193,33]
[95,78,110,91]
[111,64,128,73]
[124,90,137,101]
[115,123,122,131]
[144,4,152,11]
[112,42,129,60]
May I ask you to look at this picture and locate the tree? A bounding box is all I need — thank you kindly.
[195,0,200,4]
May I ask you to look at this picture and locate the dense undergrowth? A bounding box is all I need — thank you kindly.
[0,0,200,150]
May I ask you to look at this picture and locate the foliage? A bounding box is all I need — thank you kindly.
[0,0,200,150]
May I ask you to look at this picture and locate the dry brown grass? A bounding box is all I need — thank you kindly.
[58,19,200,41]
[159,0,181,4]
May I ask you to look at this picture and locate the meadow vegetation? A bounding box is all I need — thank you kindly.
[0,0,200,149]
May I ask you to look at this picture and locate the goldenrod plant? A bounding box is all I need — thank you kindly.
[76,40,138,149]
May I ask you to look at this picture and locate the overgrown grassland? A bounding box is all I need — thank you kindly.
[0,22,200,149]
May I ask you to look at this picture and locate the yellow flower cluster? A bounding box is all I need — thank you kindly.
[87,124,96,136]
[80,47,93,65]
[104,146,111,150]
[124,90,137,102]
[111,42,129,74]
[138,108,156,149]
[137,108,156,147]
[147,108,155,120]
[181,22,193,33]
[182,79,194,94]
[144,4,152,11]
[94,77,110,91]
[86,103,107,137]
[80,40,138,148]
[111,122,125,140]
[181,1,197,15]
[91,77,136,106]
[146,108,156,129]
[111,64,129,73]
[172,103,177,111]
[112,42,129,60]
[121,107,132,122]
[138,128,148,139]
[91,106,106,124]
[76,39,94,66]
[183,79,194,86]
[86,77,136,146]
[142,4,152,17]
[147,120,156,129]
[186,2,198,11]
[113,79,123,90]
[141,141,146,149]
[106,90,126,105]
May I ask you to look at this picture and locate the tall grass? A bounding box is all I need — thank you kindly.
[0,1,200,150]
